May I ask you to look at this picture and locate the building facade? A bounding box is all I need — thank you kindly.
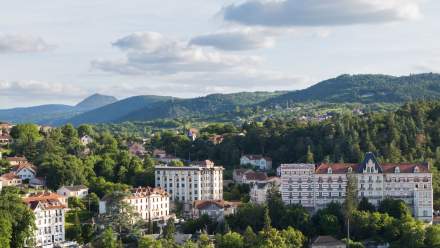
[240,155,272,170]
[155,160,223,203]
[99,187,170,222]
[192,200,240,221]
[280,153,433,222]
[57,185,89,199]
[250,177,281,204]
[23,192,67,248]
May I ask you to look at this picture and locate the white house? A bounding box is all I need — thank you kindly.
[0,172,22,186]
[0,133,11,146]
[80,135,93,146]
[23,192,67,248]
[240,155,272,170]
[12,163,37,180]
[6,156,28,166]
[192,200,241,222]
[57,185,89,199]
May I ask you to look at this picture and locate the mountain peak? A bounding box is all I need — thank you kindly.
[75,93,117,111]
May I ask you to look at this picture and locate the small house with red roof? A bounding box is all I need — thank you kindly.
[192,200,241,221]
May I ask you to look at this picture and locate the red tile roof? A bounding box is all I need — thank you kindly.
[244,171,268,181]
[315,163,358,174]
[12,162,37,174]
[315,162,429,174]
[194,200,241,210]
[23,192,66,210]
[6,156,27,162]
[127,186,169,198]
[382,163,429,173]
[0,172,19,180]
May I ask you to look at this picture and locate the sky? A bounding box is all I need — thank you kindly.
[0,0,439,108]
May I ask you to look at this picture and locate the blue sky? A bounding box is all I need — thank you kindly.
[1,0,439,108]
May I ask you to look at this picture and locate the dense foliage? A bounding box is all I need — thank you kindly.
[145,101,440,207]
[266,73,440,104]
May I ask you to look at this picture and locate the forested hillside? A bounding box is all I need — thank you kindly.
[145,101,440,207]
[265,73,440,105]
[119,91,284,122]
[0,94,116,124]
[66,95,173,125]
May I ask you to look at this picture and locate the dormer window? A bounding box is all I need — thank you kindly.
[414,166,419,173]
[348,167,353,173]
[394,167,400,173]
[328,167,332,174]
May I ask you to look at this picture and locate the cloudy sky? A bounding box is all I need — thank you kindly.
[1,0,439,108]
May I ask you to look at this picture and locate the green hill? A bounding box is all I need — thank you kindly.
[75,93,117,110]
[66,95,173,125]
[118,91,284,122]
[265,73,440,105]
[0,93,117,124]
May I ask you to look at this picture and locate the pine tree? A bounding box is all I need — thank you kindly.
[263,207,271,234]
[306,145,314,163]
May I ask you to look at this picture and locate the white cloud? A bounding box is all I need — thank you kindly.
[0,34,54,53]
[0,80,86,98]
[91,31,311,97]
[190,28,276,51]
[93,31,262,75]
[223,0,421,27]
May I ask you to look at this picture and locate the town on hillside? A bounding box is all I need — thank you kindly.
[1,113,439,248]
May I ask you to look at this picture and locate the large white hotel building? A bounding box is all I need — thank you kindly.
[280,152,433,222]
[155,160,223,203]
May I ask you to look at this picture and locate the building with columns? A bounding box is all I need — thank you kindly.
[280,152,433,222]
[155,160,223,203]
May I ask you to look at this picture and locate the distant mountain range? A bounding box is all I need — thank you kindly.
[2,73,440,125]
[0,94,117,125]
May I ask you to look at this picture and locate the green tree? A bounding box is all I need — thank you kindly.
[0,188,36,248]
[71,211,83,244]
[424,224,440,248]
[378,199,411,219]
[218,231,244,248]
[243,226,258,248]
[198,233,214,248]
[358,197,375,212]
[95,227,117,248]
[281,227,305,248]
[139,235,163,248]
[169,160,184,167]
[10,124,42,160]
[263,207,271,234]
[305,145,314,163]
[0,213,12,248]
[163,218,176,241]
[102,191,140,236]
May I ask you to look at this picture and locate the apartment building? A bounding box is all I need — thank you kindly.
[280,152,433,222]
[23,192,67,248]
[155,160,223,203]
[99,186,170,222]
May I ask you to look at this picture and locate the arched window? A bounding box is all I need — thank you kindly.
[414,166,419,173]
[348,167,353,173]
[394,167,400,173]
[328,167,332,174]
